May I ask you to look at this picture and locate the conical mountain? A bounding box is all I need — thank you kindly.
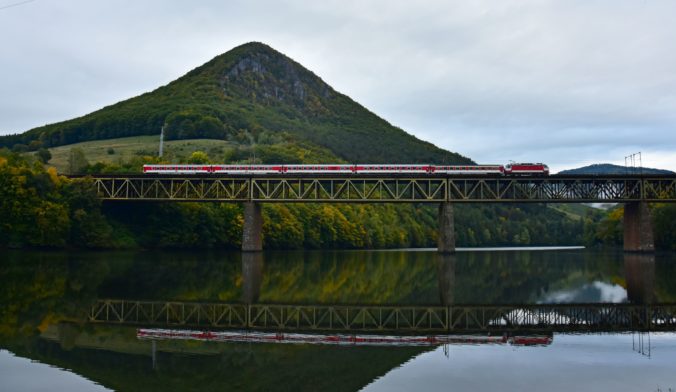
[1,42,471,164]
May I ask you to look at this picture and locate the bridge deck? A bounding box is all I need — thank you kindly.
[80,174,676,202]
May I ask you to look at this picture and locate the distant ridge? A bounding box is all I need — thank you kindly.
[558,163,674,175]
[0,42,471,164]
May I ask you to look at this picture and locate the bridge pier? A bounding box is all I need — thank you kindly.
[623,201,654,252]
[242,202,263,252]
[437,202,455,253]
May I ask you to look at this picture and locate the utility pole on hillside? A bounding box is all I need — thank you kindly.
[159,125,165,158]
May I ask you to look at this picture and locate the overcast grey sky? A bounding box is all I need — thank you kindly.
[1,0,675,172]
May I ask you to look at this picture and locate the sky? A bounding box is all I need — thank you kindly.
[1,0,675,172]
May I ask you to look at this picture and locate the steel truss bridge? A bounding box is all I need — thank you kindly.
[84,175,676,202]
[88,300,676,333]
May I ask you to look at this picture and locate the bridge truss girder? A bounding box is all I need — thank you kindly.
[90,176,676,202]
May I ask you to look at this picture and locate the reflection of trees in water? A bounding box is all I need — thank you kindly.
[2,249,675,342]
[258,251,439,304]
[0,251,114,339]
[452,250,625,304]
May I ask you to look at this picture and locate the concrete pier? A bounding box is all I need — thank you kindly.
[623,202,654,252]
[437,202,455,253]
[242,202,263,252]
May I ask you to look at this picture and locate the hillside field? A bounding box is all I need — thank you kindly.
[43,136,233,173]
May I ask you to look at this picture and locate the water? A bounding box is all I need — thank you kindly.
[1,248,675,391]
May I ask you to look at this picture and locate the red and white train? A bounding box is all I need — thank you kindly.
[142,163,549,176]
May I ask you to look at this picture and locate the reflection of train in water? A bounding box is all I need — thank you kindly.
[142,163,549,175]
[137,329,553,347]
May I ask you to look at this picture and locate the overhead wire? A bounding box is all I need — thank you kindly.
[0,0,36,11]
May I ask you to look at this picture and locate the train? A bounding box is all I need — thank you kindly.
[142,162,549,176]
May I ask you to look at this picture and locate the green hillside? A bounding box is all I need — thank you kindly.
[2,42,470,165]
[559,163,674,175]
[38,132,346,174]
[40,136,230,173]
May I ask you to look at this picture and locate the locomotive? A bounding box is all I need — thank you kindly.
[142,163,549,175]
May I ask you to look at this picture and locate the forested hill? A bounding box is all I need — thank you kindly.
[0,42,470,164]
[559,163,674,175]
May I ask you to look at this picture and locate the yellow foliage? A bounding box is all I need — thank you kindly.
[609,208,624,220]
[611,276,626,288]
[47,166,60,186]
[37,313,61,333]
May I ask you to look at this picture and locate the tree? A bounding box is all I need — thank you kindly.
[29,140,43,151]
[187,151,209,164]
[11,144,28,153]
[36,148,52,164]
[68,148,89,174]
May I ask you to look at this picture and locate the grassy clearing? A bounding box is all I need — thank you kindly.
[549,203,598,220]
[45,136,234,172]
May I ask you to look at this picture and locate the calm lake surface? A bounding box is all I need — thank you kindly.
[1,248,675,391]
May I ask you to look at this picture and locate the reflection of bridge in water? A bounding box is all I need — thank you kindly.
[87,252,675,334]
[87,300,676,333]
